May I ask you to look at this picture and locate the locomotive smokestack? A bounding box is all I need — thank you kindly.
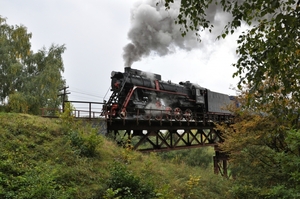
[123,0,234,68]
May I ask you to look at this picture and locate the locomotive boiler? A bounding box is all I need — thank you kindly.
[103,67,234,121]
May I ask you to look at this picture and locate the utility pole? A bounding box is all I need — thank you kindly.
[58,86,70,112]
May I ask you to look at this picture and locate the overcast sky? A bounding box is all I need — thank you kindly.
[1,0,241,105]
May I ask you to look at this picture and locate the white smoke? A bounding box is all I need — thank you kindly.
[141,71,155,80]
[123,0,235,67]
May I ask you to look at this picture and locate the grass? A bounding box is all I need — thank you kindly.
[0,113,233,198]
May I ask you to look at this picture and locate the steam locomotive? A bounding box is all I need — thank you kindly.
[103,67,235,122]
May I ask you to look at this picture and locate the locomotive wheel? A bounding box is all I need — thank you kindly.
[144,113,152,120]
[165,107,172,121]
[152,108,162,121]
[155,114,162,121]
[184,109,193,121]
[119,109,127,119]
[174,107,182,121]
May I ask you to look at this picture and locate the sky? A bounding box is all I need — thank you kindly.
[1,0,241,109]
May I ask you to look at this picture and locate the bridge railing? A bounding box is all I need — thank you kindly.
[40,107,103,119]
[41,101,105,119]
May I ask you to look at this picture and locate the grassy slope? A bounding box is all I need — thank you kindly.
[0,113,232,199]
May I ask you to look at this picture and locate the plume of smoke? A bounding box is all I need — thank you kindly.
[123,0,201,67]
[123,0,235,67]
[141,71,155,80]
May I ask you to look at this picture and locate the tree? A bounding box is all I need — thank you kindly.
[217,92,300,198]
[0,16,32,102]
[162,0,300,110]
[161,1,300,197]
[0,16,66,114]
[19,44,66,114]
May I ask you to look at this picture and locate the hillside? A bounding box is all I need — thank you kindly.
[0,113,232,198]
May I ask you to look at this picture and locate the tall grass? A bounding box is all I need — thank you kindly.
[0,112,233,198]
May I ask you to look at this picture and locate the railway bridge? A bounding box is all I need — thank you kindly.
[105,115,230,177]
[41,101,231,176]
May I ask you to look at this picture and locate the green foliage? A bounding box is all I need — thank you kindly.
[165,0,212,41]
[233,15,300,119]
[68,129,102,157]
[163,1,300,115]
[59,102,103,157]
[0,16,66,114]
[0,17,31,102]
[58,102,76,132]
[106,161,156,199]
[0,113,234,198]
[23,44,66,115]
[103,188,122,199]
[268,129,300,198]
[159,1,300,193]
[185,175,201,198]
[7,92,28,113]
[155,184,179,199]
[218,101,300,198]
[0,105,6,112]
[159,147,214,168]
[0,113,72,199]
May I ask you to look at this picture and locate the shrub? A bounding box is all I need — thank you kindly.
[59,102,103,157]
[106,161,156,199]
[68,128,102,157]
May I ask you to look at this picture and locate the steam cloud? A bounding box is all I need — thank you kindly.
[123,0,234,67]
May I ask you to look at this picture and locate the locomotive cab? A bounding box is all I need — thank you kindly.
[179,81,205,105]
[187,82,205,105]
[195,88,205,104]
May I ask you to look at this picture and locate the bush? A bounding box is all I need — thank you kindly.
[59,102,103,157]
[159,147,214,168]
[105,161,156,199]
[68,129,102,157]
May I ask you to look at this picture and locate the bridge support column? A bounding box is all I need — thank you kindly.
[213,145,229,177]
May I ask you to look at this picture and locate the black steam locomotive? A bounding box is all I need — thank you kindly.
[103,67,235,122]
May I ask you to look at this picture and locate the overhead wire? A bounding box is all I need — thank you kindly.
[70,90,103,99]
